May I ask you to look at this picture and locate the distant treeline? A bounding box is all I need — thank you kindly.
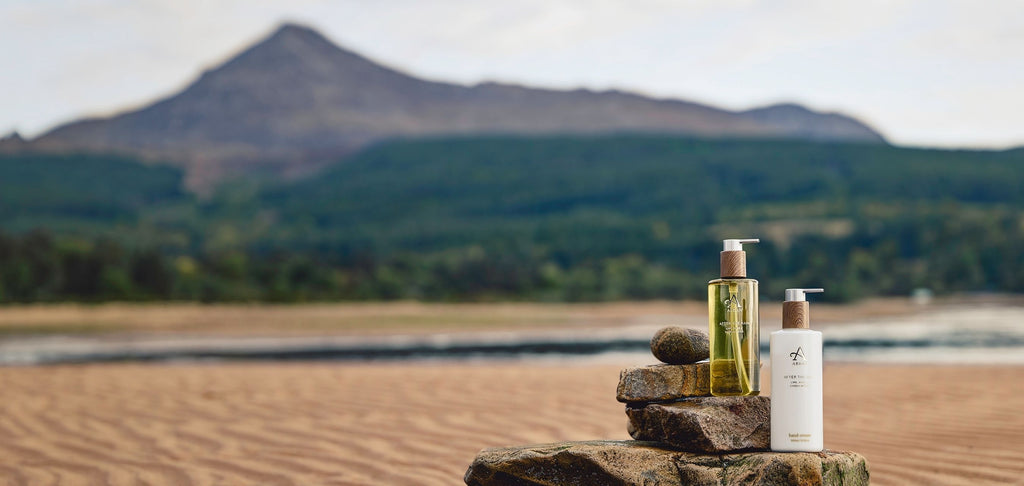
[1,208,1021,303]
[2,136,1024,303]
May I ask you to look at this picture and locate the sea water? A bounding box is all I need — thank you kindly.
[2,304,1024,365]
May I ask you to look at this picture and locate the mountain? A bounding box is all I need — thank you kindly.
[738,103,882,142]
[26,23,886,190]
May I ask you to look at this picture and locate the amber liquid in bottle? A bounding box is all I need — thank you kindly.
[708,278,759,396]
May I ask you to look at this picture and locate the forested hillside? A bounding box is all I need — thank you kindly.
[2,136,1022,303]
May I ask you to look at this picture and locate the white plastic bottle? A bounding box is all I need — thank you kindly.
[770,288,824,452]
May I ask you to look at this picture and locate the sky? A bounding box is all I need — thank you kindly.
[2,0,1023,149]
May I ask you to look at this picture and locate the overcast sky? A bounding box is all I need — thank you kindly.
[2,0,1023,148]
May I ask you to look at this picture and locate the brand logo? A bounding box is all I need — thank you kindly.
[790,346,805,362]
[719,295,747,339]
[723,295,743,312]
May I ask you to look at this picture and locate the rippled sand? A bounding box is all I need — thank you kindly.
[1,363,1022,485]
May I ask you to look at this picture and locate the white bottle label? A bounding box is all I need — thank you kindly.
[770,331,823,452]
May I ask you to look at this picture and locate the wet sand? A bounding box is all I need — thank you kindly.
[1,362,1022,485]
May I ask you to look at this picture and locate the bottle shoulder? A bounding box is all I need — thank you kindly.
[708,278,758,285]
[770,329,822,336]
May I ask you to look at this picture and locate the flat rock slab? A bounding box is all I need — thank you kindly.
[617,363,711,403]
[465,440,869,486]
[627,396,770,453]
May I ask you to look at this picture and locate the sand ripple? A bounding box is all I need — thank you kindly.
[0,363,1022,485]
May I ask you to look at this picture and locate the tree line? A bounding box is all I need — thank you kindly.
[2,206,1020,303]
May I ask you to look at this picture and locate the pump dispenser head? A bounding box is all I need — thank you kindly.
[783,288,824,329]
[720,238,759,278]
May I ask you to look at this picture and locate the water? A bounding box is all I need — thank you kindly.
[819,305,1024,364]
[1,305,1022,366]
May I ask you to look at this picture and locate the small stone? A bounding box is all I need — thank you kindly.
[626,396,770,453]
[616,363,710,403]
[651,326,709,364]
[464,440,870,486]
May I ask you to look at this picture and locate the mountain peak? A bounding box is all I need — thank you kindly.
[741,102,885,144]
[262,22,337,50]
[201,22,415,89]
[273,22,320,36]
[745,103,813,114]
[1,130,24,142]
[0,130,26,153]
[225,22,352,66]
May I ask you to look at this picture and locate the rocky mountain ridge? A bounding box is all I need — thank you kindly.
[12,23,887,190]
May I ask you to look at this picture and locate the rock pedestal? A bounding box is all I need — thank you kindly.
[617,362,711,403]
[465,441,870,486]
[626,396,771,452]
[464,327,870,485]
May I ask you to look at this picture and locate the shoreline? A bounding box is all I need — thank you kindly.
[2,299,1023,365]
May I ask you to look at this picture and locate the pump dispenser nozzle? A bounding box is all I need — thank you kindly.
[785,288,824,302]
[783,288,824,329]
[723,239,760,251]
[720,238,759,278]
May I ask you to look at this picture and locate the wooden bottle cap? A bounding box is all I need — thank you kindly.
[783,301,810,329]
[720,251,746,278]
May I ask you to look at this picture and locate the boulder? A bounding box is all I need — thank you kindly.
[651,326,709,364]
[626,396,770,453]
[616,363,711,403]
[464,440,870,486]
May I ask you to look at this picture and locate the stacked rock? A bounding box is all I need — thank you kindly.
[619,326,772,453]
[464,326,871,485]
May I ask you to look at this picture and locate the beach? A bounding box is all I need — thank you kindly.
[2,362,1022,485]
[4,2,1021,485]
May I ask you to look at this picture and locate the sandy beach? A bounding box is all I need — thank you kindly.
[1,362,1022,485]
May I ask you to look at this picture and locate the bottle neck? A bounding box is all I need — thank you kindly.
[720,251,746,278]
[782,301,810,329]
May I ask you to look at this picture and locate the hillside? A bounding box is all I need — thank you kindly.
[259,136,1023,253]
[21,24,884,190]
[2,136,1020,302]
[0,154,188,231]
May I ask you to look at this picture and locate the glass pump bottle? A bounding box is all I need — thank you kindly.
[708,238,760,396]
